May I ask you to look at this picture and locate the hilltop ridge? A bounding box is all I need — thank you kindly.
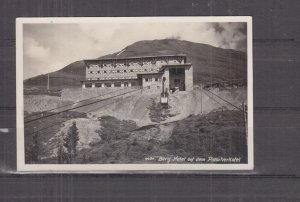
[24,39,247,89]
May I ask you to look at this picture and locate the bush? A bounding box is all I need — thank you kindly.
[63,122,80,162]
[96,116,138,143]
[25,132,42,163]
[57,144,69,164]
[147,98,172,123]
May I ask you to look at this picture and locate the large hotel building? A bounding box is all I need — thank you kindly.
[82,54,193,92]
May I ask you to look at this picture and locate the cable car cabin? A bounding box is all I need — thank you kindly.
[160,92,169,106]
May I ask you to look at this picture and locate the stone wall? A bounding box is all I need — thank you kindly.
[61,87,141,101]
[185,65,193,91]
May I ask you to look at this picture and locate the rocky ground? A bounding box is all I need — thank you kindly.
[24,87,248,164]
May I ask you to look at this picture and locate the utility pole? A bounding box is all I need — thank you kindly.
[47,73,49,90]
[242,101,247,135]
[200,84,203,114]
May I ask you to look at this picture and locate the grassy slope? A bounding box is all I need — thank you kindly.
[24,39,246,89]
[39,110,247,164]
[78,110,247,164]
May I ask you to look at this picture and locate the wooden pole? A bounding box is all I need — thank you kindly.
[242,101,247,135]
[47,73,49,90]
[200,84,203,114]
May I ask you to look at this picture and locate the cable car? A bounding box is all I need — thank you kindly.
[160,92,168,105]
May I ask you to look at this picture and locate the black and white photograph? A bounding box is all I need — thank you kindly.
[16,17,253,171]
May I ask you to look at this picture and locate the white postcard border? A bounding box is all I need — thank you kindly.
[16,16,253,172]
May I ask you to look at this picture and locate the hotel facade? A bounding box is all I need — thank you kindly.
[82,55,193,92]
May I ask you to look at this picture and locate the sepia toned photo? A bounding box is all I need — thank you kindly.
[16,17,253,172]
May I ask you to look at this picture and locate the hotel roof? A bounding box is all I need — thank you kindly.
[159,63,192,70]
[137,72,164,76]
[84,54,187,62]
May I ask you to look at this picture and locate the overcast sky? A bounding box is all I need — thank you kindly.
[23,22,247,79]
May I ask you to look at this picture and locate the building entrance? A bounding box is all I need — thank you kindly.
[169,68,185,91]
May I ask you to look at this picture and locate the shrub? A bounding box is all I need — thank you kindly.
[25,132,42,163]
[63,122,80,162]
[147,98,172,123]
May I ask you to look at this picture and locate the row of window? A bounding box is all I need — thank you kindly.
[88,68,159,74]
[88,59,182,68]
[87,76,137,80]
[145,77,160,82]
[90,61,156,68]
[84,81,137,88]
[88,69,133,74]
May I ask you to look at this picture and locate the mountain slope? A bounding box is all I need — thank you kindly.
[24,39,247,89]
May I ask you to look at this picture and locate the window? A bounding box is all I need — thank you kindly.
[95,83,102,87]
[104,71,107,73]
[114,82,121,87]
[117,70,120,73]
[98,71,100,73]
[170,68,185,75]
[130,69,133,72]
[89,71,93,74]
[85,83,92,88]
[105,83,111,87]
[145,78,149,82]
[155,78,159,82]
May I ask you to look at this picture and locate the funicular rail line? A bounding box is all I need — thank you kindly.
[25,98,121,136]
[24,88,146,124]
[204,89,245,113]
[24,87,139,120]
[25,84,159,137]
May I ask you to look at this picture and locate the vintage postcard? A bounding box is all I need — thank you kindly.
[16,17,253,172]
